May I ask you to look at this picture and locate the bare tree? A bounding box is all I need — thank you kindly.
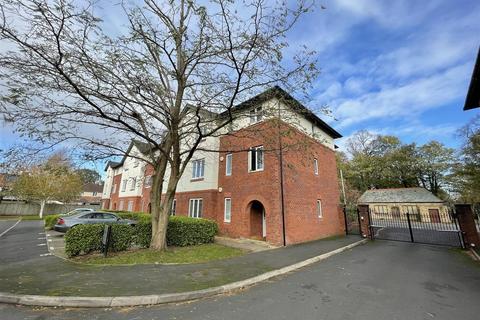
[0,0,318,250]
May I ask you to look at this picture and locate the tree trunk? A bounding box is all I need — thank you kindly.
[150,132,182,250]
[39,200,46,218]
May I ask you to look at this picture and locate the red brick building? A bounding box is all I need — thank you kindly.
[101,87,345,246]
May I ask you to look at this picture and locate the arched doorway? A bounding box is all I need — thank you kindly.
[249,200,266,240]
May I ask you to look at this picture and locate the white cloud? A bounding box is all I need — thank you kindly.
[334,63,470,128]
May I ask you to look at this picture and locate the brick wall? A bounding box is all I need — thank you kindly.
[281,122,345,244]
[217,120,284,244]
[216,120,343,245]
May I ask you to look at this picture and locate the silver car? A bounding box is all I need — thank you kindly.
[54,211,136,233]
[60,208,94,216]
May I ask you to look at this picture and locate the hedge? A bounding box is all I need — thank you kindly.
[44,214,61,230]
[65,216,218,257]
[65,224,136,257]
[167,216,218,246]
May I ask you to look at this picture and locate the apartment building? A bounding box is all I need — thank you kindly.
[101,87,345,246]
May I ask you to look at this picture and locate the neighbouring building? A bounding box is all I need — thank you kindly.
[464,47,480,111]
[79,183,104,205]
[358,187,451,223]
[101,86,345,246]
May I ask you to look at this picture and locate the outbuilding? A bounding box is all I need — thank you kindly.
[358,187,450,223]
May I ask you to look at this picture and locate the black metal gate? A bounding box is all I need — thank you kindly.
[344,206,361,235]
[368,206,464,247]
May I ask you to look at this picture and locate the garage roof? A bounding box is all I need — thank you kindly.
[358,188,444,204]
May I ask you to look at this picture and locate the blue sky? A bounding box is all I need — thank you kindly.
[1,0,479,164]
[289,0,480,149]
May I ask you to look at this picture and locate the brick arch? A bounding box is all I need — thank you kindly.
[242,195,271,215]
[243,196,270,240]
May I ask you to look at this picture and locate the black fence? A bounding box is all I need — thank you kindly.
[368,206,463,247]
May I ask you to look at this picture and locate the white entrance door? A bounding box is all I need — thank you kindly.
[262,210,266,238]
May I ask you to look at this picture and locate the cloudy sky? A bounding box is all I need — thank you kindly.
[290,0,480,149]
[1,0,479,160]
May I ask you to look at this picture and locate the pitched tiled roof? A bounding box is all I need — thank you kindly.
[358,188,444,204]
[220,86,342,139]
[82,183,104,193]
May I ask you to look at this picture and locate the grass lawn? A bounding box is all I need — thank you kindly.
[73,243,246,265]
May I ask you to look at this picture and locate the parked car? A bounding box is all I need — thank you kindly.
[60,208,94,216]
[54,211,136,233]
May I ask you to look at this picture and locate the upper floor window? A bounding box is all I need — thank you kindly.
[133,159,139,167]
[189,198,203,218]
[249,106,263,124]
[171,199,176,216]
[112,183,117,194]
[130,177,136,191]
[144,175,152,188]
[314,158,318,175]
[121,180,127,192]
[192,159,205,179]
[249,146,264,172]
[225,153,232,176]
[316,199,323,218]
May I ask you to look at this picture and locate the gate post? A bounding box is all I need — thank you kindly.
[358,205,372,239]
[455,204,480,249]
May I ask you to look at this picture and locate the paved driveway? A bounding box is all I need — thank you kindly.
[1,240,479,320]
[0,220,51,264]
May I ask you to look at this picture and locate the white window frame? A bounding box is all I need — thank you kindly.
[192,159,205,179]
[224,198,231,222]
[119,200,124,211]
[130,177,136,191]
[249,106,263,124]
[317,199,323,218]
[127,200,134,212]
[314,158,318,175]
[225,153,232,176]
[248,146,264,172]
[144,175,152,188]
[133,158,139,167]
[112,183,117,194]
[170,199,176,216]
[189,198,203,218]
[121,180,127,192]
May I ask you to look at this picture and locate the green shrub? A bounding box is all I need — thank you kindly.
[64,216,218,257]
[65,224,136,257]
[44,214,61,229]
[65,224,103,257]
[134,222,152,248]
[110,225,136,252]
[167,216,218,247]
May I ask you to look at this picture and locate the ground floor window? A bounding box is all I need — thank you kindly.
[224,198,231,222]
[189,198,203,218]
[127,200,134,212]
[373,205,389,216]
[119,200,124,211]
[316,199,323,218]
